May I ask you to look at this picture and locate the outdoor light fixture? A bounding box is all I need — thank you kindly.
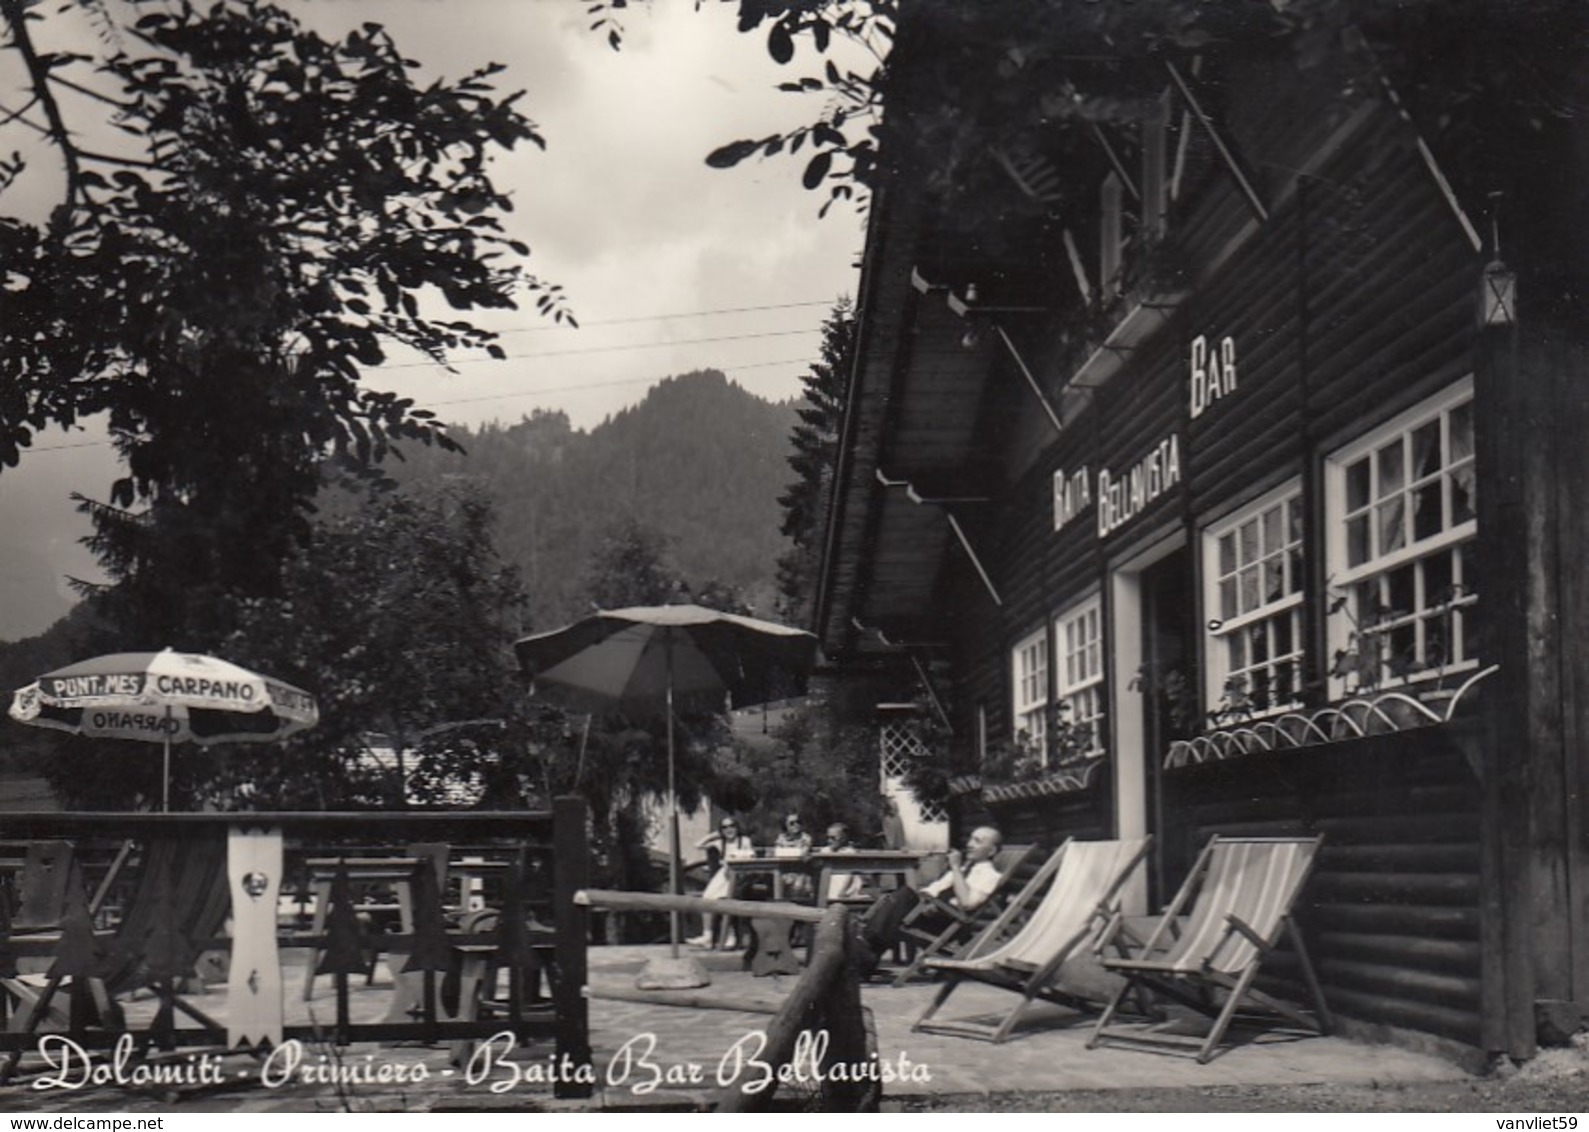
[1481,194,1517,327]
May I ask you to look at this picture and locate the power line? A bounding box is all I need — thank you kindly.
[15,357,817,455]
[421,356,813,410]
[377,327,818,370]
[495,298,836,334]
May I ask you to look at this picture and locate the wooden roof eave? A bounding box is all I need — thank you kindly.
[815,189,1007,658]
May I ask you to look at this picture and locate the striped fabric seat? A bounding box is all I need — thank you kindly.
[1090,835,1331,1064]
[912,837,1152,1044]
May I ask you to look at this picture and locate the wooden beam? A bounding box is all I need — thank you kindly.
[716,906,853,1112]
[1090,124,1139,201]
[575,889,827,924]
[944,511,1003,607]
[994,324,1064,437]
[553,796,592,1098]
[1166,60,1268,223]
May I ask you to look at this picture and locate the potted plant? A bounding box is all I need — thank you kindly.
[1416,582,1472,716]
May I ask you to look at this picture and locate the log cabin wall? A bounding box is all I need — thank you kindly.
[1163,729,1485,1050]
[931,57,1504,1049]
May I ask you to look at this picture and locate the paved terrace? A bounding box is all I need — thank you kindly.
[2,944,1469,1113]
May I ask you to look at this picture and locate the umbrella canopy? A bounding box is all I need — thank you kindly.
[514,604,817,965]
[514,604,818,716]
[8,649,319,809]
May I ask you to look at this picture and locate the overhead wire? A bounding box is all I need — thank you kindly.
[16,356,819,455]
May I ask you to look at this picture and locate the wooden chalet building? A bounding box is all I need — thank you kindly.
[814,3,1589,1062]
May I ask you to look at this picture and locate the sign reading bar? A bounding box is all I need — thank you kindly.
[1188,334,1238,419]
[1098,434,1181,537]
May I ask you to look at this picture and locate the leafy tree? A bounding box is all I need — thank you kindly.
[582,515,683,610]
[712,697,883,846]
[35,475,533,810]
[594,0,1583,300]
[775,296,854,625]
[0,0,567,653]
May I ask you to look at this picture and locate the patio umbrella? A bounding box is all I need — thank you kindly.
[514,604,818,961]
[7,648,319,811]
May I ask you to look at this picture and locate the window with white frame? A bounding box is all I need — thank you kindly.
[1204,484,1305,717]
[1327,379,1478,693]
[1054,598,1106,761]
[1011,626,1049,756]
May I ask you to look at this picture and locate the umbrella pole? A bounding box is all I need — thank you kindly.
[666,671,681,960]
[162,705,172,813]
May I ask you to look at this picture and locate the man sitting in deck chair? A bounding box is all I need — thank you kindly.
[854,826,1003,978]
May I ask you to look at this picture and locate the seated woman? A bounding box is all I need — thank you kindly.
[687,816,755,949]
[772,812,814,901]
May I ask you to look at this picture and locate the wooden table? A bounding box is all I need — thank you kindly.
[721,854,819,975]
[808,850,925,907]
[299,856,425,1000]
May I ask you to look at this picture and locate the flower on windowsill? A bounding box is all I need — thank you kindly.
[978,707,1105,801]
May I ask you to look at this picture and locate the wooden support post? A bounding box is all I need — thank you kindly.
[553,796,592,1100]
[1475,297,1538,1061]
[716,906,854,1112]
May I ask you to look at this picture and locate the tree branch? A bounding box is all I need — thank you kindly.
[78,147,161,170]
[0,94,49,136]
[47,71,131,111]
[1,0,87,234]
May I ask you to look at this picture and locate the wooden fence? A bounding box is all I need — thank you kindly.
[0,799,592,1099]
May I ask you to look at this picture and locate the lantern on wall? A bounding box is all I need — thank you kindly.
[1481,195,1517,327]
[1482,258,1516,326]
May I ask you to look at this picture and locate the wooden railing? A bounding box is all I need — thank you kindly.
[0,799,592,1099]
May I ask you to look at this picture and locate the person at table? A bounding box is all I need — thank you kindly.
[687,816,755,949]
[772,812,814,901]
[823,821,865,902]
[854,825,1003,976]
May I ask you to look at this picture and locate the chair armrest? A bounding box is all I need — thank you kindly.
[902,893,975,928]
[1092,909,1127,956]
[1225,912,1275,951]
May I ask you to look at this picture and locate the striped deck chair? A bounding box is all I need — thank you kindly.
[912,837,1151,1043]
[1088,835,1331,1064]
[890,842,1041,986]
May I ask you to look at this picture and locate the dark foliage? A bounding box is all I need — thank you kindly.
[775,297,854,626]
[0,0,564,656]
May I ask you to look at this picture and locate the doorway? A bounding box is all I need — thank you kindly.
[1110,538,1195,906]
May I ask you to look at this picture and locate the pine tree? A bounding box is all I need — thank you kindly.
[776,297,856,625]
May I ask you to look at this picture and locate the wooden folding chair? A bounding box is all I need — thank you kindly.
[912,837,1152,1042]
[10,840,74,932]
[1088,835,1331,1063]
[891,842,1041,986]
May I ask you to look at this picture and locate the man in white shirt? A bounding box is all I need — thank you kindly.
[917,826,1002,911]
[854,825,1003,977]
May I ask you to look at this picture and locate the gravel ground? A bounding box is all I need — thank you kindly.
[895,1047,1589,1113]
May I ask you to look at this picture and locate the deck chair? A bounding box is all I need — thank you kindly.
[3,832,231,1038]
[10,841,74,932]
[891,842,1041,986]
[912,837,1152,1042]
[1088,835,1331,1064]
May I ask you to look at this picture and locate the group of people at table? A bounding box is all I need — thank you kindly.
[686,813,1004,978]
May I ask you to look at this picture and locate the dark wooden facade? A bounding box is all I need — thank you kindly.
[817,11,1589,1062]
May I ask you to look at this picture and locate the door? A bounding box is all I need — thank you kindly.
[1138,548,1196,902]
[1110,537,1195,908]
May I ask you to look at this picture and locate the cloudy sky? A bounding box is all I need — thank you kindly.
[0,0,867,639]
